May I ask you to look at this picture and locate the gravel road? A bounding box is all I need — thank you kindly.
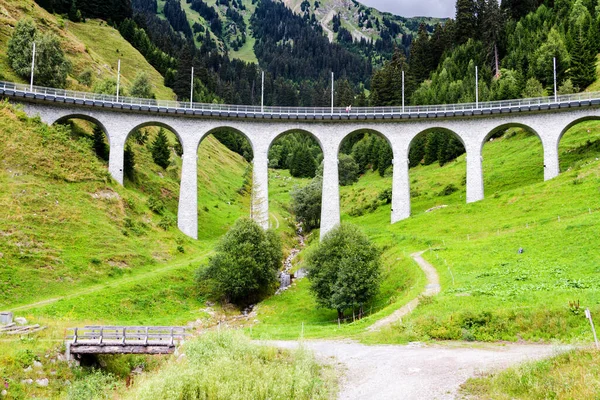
[267,340,568,400]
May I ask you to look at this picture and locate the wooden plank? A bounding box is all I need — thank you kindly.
[70,345,175,355]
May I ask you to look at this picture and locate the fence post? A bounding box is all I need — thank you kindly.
[585,309,599,349]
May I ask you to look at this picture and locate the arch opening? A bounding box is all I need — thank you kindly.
[481,123,543,197]
[123,123,184,231]
[558,117,600,173]
[196,127,255,240]
[267,129,324,236]
[337,129,394,219]
[406,128,467,214]
[54,116,110,163]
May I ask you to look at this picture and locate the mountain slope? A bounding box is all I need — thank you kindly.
[0,0,174,98]
[0,101,250,309]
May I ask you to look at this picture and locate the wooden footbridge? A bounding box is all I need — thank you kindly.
[66,326,190,360]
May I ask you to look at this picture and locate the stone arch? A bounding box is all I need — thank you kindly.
[337,128,393,156]
[558,116,600,173]
[405,127,466,161]
[197,125,256,155]
[53,113,110,144]
[267,128,324,153]
[480,122,542,153]
[405,127,469,212]
[126,121,184,148]
[480,122,544,196]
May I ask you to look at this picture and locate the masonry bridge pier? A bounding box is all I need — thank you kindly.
[3,81,600,239]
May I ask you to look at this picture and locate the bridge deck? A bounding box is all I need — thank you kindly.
[3,80,600,121]
[66,326,190,358]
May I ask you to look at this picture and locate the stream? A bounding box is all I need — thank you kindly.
[276,226,307,294]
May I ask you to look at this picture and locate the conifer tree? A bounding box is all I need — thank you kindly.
[455,0,477,45]
[124,143,135,181]
[377,142,393,177]
[92,126,109,161]
[151,129,171,169]
[409,24,434,84]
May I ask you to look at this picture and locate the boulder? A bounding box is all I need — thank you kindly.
[14,317,27,325]
[35,378,49,387]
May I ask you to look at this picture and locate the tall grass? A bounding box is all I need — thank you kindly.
[125,331,336,400]
[461,349,600,399]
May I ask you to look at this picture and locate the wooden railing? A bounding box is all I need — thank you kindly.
[65,326,190,357]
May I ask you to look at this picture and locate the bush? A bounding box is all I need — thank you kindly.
[438,184,458,196]
[77,69,93,87]
[307,223,381,319]
[158,215,175,230]
[147,196,165,215]
[199,218,282,306]
[291,178,322,231]
[67,370,120,400]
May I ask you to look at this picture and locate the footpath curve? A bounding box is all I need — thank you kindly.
[368,250,440,332]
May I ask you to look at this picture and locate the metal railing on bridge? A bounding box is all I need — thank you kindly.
[2,80,600,119]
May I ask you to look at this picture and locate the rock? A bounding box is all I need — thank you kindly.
[14,317,27,325]
[33,361,43,369]
[56,354,66,362]
[21,379,33,385]
[23,366,32,373]
[36,378,49,387]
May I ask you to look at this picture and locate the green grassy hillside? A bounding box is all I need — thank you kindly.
[0,102,250,314]
[0,0,174,98]
[250,120,600,342]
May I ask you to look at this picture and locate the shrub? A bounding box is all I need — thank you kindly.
[291,178,322,231]
[147,196,165,215]
[307,223,381,319]
[158,215,175,230]
[438,183,458,196]
[67,370,120,400]
[199,218,282,306]
[77,69,93,87]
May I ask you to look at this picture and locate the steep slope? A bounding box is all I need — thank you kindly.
[250,121,600,341]
[0,0,174,98]
[0,101,250,310]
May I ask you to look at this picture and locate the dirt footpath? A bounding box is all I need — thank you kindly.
[268,340,568,400]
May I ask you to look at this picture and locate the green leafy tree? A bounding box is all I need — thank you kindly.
[291,178,322,231]
[7,19,71,88]
[200,218,282,306]
[92,126,109,161]
[307,223,382,319]
[7,19,37,80]
[129,72,155,98]
[151,129,171,169]
[338,154,359,186]
[124,143,135,181]
[532,28,570,88]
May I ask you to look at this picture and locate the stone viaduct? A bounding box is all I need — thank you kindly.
[2,81,600,240]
